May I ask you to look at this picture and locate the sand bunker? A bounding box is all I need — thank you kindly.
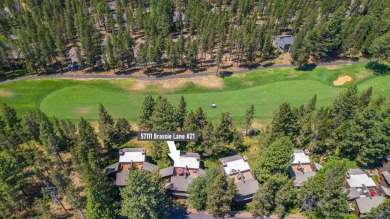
[75,107,91,115]
[333,74,352,86]
[0,89,14,97]
[130,76,223,92]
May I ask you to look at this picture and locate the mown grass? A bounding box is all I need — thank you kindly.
[0,63,389,127]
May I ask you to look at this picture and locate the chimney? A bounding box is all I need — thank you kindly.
[243,155,248,162]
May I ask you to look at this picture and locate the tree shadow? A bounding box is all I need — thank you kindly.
[296,63,317,71]
[170,205,190,219]
[115,68,141,75]
[0,69,27,81]
[221,63,233,69]
[191,67,207,73]
[262,62,275,68]
[217,71,233,78]
[365,62,390,76]
[246,63,260,69]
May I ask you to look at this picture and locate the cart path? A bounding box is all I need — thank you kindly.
[0,60,372,84]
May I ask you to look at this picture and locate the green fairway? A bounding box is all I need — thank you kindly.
[1,63,390,126]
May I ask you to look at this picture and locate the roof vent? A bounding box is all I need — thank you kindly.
[304,149,310,155]
[119,149,124,155]
[222,160,227,166]
[346,172,351,179]
[243,155,248,162]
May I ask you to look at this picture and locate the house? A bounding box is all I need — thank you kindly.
[160,152,205,197]
[379,156,390,187]
[105,148,157,186]
[290,149,322,187]
[274,35,294,52]
[344,168,386,216]
[219,155,258,202]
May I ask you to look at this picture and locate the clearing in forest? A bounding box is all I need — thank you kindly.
[0,63,388,126]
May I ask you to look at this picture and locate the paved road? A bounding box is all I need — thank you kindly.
[170,207,255,219]
[0,60,372,84]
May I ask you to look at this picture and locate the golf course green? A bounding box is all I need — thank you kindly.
[1,63,389,126]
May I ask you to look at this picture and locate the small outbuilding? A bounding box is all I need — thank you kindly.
[274,35,294,52]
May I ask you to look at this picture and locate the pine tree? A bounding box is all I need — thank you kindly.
[137,95,155,130]
[214,112,233,154]
[39,116,63,165]
[176,96,187,130]
[250,181,274,218]
[290,31,310,67]
[2,103,19,129]
[115,118,131,142]
[86,185,117,219]
[254,137,294,183]
[332,85,358,124]
[105,36,115,70]
[369,32,390,66]
[194,107,207,129]
[206,174,237,217]
[98,104,115,151]
[274,179,297,218]
[270,103,299,140]
[188,167,220,210]
[183,111,198,132]
[245,105,255,134]
[120,169,170,219]
[201,122,215,156]
[0,153,26,218]
[34,188,54,219]
[151,97,178,131]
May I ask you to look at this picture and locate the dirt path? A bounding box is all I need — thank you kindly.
[0,60,372,84]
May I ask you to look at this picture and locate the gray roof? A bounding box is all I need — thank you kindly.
[170,175,194,192]
[294,149,304,153]
[105,162,119,175]
[348,188,360,200]
[382,171,390,185]
[275,35,294,45]
[293,171,316,186]
[120,148,145,153]
[180,152,200,158]
[142,162,158,172]
[160,166,175,178]
[115,172,129,186]
[356,196,385,214]
[235,179,259,202]
[219,155,243,163]
[173,11,185,22]
[313,163,323,171]
[347,168,366,176]
[381,186,390,197]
